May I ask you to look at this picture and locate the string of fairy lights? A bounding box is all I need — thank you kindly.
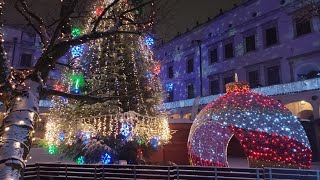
[45,0,170,164]
[47,111,171,147]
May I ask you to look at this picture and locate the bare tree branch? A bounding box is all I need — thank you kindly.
[68,29,142,47]
[46,15,87,29]
[293,0,320,21]
[43,88,119,104]
[0,0,8,86]
[32,0,153,83]
[15,3,42,39]
[15,0,50,47]
[49,0,80,49]
[32,0,82,81]
[0,50,7,86]
[120,0,154,17]
[66,21,122,46]
[88,86,137,96]
[55,62,72,69]
[92,0,121,32]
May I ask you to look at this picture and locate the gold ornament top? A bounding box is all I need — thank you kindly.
[226,82,250,93]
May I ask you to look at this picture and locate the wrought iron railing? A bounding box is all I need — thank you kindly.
[23,163,320,180]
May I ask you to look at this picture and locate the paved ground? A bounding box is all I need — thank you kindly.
[27,148,320,170]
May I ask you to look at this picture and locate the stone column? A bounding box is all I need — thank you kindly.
[259,64,265,86]
[311,102,320,120]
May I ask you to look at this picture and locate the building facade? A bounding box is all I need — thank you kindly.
[0,25,52,138]
[156,0,320,164]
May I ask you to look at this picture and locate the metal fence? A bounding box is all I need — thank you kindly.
[23,163,320,180]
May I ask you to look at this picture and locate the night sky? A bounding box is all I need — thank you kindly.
[156,0,242,41]
[3,0,241,41]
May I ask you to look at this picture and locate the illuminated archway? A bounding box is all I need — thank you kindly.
[285,101,314,120]
[188,82,312,169]
[183,113,192,120]
[170,114,181,119]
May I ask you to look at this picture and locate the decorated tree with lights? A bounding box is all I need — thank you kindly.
[46,37,167,164]
[45,0,169,165]
[0,0,167,178]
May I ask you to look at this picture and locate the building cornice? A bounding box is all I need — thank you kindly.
[288,49,320,62]
[157,0,301,55]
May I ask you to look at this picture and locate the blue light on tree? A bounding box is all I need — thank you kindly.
[84,131,91,144]
[76,156,85,165]
[146,72,152,78]
[144,36,154,47]
[120,123,131,137]
[59,132,65,142]
[165,83,173,92]
[101,153,112,164]
[150,137,160,148]
[73,88,80,94]
[71,45,84,58]
[80,131,91,144]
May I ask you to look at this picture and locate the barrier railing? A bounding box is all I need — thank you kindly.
[23,163,320,180]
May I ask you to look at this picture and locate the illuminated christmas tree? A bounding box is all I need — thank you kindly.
[45,0,170,164]
[0,0,168,177]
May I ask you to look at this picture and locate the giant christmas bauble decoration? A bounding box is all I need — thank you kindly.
[188,82,311,169]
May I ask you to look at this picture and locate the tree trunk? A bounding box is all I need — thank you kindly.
[0,79,40,179]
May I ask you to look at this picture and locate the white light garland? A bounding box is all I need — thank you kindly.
[46,111,171,147]
[163,78,320,110]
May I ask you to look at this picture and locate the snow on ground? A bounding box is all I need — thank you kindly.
[27,148,320,170]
